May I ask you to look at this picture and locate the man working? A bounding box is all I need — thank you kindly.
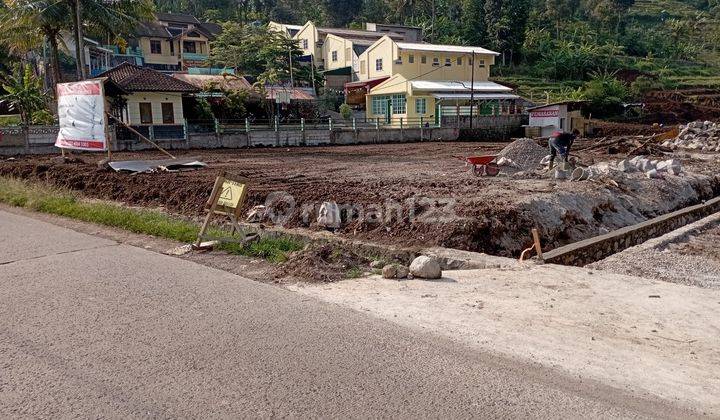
[548,129,579,170]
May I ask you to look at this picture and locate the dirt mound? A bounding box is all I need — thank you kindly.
[275,243,372,282]
[496,138,547,171]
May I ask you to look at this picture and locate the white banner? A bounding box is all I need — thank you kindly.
[55,80,108,151]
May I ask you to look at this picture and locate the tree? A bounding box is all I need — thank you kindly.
[0,0,69,89]
[0,63,47,125]
[461,0,486,46]
[210,23,319,87]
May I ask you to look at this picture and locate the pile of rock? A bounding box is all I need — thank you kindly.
[377,256,442,280]
[570,156,683,181]
[496,138,548,171]
[662,121,720,152]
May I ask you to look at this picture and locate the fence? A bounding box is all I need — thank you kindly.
[0,114,525,155]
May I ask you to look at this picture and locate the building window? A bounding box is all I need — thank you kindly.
[302,39,308,49]
[409,54,414,63]
[421,55,426,64]
[478,59,486,67]
[432,57,439,66]
[375,58,383,71]
[415,98,427,114]
[150,40,162,54]
[371,96,387,115]
[395,54,402,64]
[469,56,473,65]
[183,41,196,53]
[332,51,338,62]
[445,58,451,66]
[456,57,462,65]
[360,60,366,74]
[139,102,153,124]
[169,40,174,55]
[161,103,174,124]
[391,94,406,114]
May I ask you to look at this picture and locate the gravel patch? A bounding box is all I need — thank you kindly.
[589,215,720,288]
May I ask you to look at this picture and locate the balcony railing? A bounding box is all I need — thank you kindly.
[182,52,209,61]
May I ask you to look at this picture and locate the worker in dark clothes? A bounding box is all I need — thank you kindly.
[548,129,579,170]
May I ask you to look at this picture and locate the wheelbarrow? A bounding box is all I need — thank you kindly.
[455,155,500,177]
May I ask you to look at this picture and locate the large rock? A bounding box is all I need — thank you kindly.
[409,256,442,279]
[381,265,397,279]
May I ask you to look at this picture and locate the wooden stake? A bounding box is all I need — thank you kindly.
[532,228,543,261]
[195,173,226,248]
[105,112,176,159]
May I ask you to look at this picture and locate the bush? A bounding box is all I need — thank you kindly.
[339,103,352,119]
[581,72,629,117]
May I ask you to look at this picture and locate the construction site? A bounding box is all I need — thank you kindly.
[2,121,719,269]
[2,114,720,416]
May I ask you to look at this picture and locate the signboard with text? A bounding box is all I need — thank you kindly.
[55,80,108,151]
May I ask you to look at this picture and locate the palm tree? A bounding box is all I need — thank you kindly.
[0,0,69,89]
[0,0,154,84]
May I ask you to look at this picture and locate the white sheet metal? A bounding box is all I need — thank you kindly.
[55,79,108,151]
[410,80,512,92]
[432,93,520,100]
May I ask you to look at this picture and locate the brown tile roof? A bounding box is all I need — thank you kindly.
[172,73,253,91]
[97,63,199,93]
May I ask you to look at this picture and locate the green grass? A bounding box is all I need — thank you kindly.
[345,267,365,279]
[0,115,21,126]
[0,177,303,263]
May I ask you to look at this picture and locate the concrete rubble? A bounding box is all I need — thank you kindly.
[570,156,683,181]
[663,120,720,152]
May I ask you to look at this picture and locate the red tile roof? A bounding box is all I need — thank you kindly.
[97,63,199,93]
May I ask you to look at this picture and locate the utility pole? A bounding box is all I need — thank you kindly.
[288,48,294,88]
[469,51,475,129]
[310,54,316,94]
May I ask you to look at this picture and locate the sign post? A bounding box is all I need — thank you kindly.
[194,171,253,249]
[55,79,109,156]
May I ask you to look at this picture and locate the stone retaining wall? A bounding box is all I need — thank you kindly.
[543,196,720,266]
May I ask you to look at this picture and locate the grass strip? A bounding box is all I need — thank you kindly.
[0,177,303,263]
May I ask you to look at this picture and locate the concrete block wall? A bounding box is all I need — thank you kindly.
[1,125,464,155]
[543,196,720,266]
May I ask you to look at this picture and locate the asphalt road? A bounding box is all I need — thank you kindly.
[0,208,699,418]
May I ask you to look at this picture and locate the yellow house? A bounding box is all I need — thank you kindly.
[128,13,221,72]
[360,36,520,124]
[268,21,303,38]
[292,21,405,72]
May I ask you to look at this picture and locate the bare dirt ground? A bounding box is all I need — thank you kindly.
[1,141,719,259]
[289,262,720,416]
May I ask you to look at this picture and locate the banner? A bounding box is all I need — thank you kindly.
[55,80,108,151]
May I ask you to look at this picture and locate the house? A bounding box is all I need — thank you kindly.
[268,21,303,37]
[526,101,590,137]
[364,23,423,42]
[97,62,199,138]
[289,21,413,88]
[109,12,221,72]
[358,36,519,124]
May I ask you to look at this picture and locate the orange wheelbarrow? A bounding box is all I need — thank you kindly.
[455,155,500,177]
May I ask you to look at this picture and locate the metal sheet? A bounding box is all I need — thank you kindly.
[108,157,207,173]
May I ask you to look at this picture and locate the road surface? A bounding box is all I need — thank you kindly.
[0,208,700,418]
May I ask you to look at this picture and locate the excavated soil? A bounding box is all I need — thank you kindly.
[1,141,719,257]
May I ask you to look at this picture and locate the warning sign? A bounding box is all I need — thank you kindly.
[217,179,246,209]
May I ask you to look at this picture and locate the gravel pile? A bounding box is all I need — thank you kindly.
[662,120,720,152]
[496,138,548,171]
